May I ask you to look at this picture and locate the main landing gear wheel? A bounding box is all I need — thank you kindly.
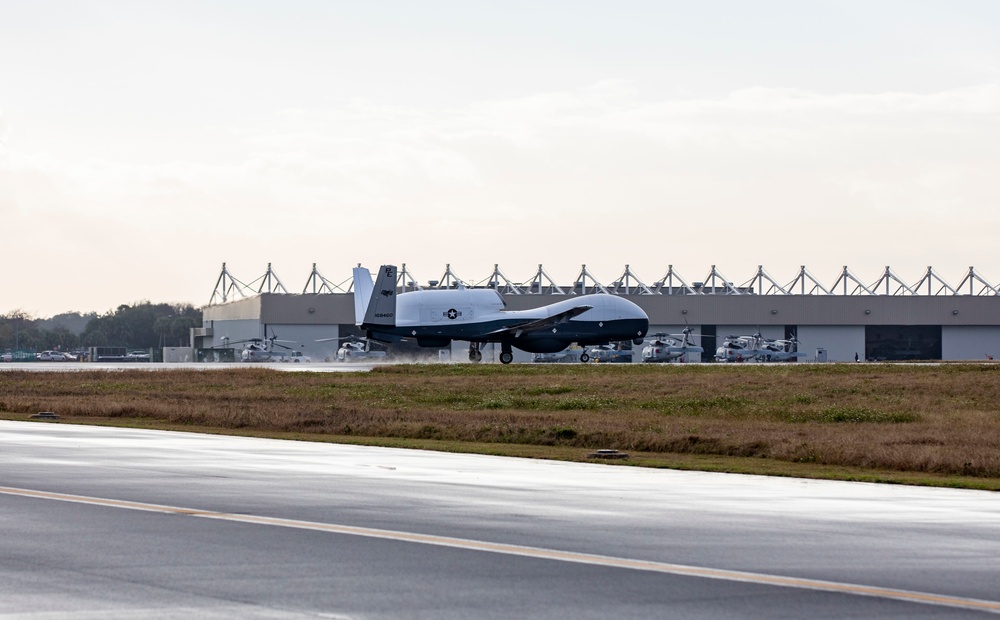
[580,352,590,363]
[499,342,514,365]
[468,343,483,363]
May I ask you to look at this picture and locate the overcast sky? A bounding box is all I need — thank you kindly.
[2,1,999,317]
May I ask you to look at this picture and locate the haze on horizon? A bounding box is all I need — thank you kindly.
[2,1,999,318]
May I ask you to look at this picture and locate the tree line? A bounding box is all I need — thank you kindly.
[1,303,202,352]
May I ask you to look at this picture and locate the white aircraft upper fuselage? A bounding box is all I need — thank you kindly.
[379,287,647,352]
[355,265,649,363]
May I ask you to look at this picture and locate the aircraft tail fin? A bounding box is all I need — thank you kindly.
[360,265,397,327]
[353,266,375,325]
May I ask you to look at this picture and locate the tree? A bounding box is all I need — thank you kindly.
[81,302,202,350]
[3,303,202,352]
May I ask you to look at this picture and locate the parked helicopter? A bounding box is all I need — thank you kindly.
[641,327,704,363]
[715,332,804,362]
[714,333,765,362]
[756,335,806,362]
[220,333,300,362]
[354,265,649,364]
[315,336,388,362]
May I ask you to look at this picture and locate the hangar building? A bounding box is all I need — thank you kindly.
[196,263,1000,363]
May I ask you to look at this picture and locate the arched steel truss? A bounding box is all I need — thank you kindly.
[208,263,1000,305]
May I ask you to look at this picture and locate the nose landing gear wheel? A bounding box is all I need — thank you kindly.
[580,352,590,363]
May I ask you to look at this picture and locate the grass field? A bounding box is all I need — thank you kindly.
[2,363,1000,490]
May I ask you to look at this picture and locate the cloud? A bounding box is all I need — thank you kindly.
[3,81,1000,310]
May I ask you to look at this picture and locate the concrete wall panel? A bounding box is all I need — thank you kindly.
[797,326,865,363]
[943,326,1000,361]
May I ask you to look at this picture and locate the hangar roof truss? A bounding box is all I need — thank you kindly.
[208,263,1000,305]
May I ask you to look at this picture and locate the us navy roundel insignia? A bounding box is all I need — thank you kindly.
[447,308,458,320]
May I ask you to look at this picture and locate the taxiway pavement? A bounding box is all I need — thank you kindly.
[2,421,999,618]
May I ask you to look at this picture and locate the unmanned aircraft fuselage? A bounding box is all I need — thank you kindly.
[355,265,649,364]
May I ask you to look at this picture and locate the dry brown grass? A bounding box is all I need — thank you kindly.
[2,364,1000,486]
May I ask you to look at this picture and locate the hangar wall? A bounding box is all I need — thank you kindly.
[202,318,262,346]
[797,326,865,363]
[717,325,783,340]
[942,326,1000,361]
[201,290,1000,363]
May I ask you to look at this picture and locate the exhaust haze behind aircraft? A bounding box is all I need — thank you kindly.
[353,265,649,364]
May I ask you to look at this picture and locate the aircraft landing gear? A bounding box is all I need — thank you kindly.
[580,352,590,363]
[468,342,483,363]
[499,342,513,365]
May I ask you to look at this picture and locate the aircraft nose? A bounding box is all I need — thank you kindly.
[624,299,649,321]
[615,298,649,334]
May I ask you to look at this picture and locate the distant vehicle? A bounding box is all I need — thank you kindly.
[1,352,12,362]
[585,343,633,363]
[37,351,74,361]
[125,351,151,362]
[283,351,312,363]
[641,327,704,363]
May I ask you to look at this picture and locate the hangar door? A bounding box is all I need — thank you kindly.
[865,326,942,361]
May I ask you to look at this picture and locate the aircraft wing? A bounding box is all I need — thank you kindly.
[486,305,594,338]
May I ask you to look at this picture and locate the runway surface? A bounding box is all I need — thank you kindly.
[0,361,375,373]
[2,421,999,619]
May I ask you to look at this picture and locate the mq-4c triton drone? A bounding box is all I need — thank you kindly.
[353,265,649,364]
